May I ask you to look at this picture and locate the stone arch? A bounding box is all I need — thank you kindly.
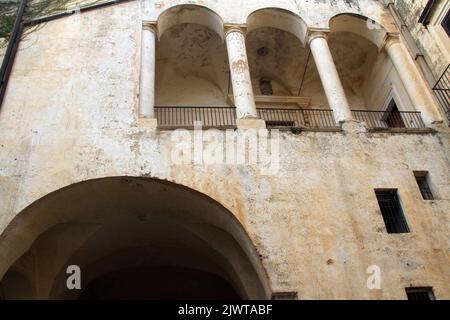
[154,4,229,106]
[245,7,326,104]
[328,13,388,49]
[247,8,308,46]
[327,13,408,111]
[157,4,224,41]
[0,177,271,299]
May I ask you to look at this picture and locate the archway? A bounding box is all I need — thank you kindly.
[0,177,271,300]
[328,13,414,112]
[155,5,229,107]
[246,8,328,127]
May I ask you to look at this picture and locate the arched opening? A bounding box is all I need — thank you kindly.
[155,5,230,107]
[0,177,271,300]
[329,14,415,122]
[246,9,330,127]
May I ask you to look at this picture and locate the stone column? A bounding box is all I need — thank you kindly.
[225,26,265,129]
[384,34,442,125]
[139,22,157,127]
[308,31,353,124]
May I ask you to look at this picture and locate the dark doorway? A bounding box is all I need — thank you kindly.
[78,266,241,300]
[1,177,270,300]
[385,101,405,128]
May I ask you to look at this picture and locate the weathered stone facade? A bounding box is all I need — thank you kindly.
[0,0,448,299]
[391,0,449,79]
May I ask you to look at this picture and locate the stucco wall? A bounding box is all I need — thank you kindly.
[0,0,449,299]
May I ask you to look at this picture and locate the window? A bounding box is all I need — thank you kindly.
[375,189,410,234]
[271,292,298,300]
[442,8,450,37]
[418,0,437,26]
[414,171,434,200]
[406,287,436,300]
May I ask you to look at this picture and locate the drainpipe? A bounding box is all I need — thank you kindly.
[0,0,28,110]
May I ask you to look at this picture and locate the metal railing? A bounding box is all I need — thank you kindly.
[155,106,236,128]
[352,110,425,129]
[432,64,450,122]
[155,106,426,130]
[155,106,337,129]
[257,107,337,128]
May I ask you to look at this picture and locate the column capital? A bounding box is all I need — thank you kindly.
[142,21,158,34]
[307,28,330,45]
[224,24,247,37]
[381,32,401,51]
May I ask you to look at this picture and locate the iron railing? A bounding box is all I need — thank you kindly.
[156,106,337,129]
[257,107,337,128]
[155,106,426,130]
[155,106,236,128]
[352,110,425,129]
[432,64,450,122]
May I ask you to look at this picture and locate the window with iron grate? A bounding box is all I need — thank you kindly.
[375,189,410,234]
[414,171,435,200]
[271,292,298,300]
[406,287,436,300]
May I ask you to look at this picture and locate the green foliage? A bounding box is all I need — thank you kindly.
[24,0,74,21]
[0,1,19,40]
[0,0,80,47]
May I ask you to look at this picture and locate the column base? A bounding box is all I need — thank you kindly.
[236,118,266,130]
[341,120,367,133]
[138,117,158,129]
[429,121,448,132]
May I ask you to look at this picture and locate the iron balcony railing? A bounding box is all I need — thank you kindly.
[352,110,425,129]
[155,106,237,128]
[155,106,338,129]
[256,107,337,128]
[155,106,426,130]
[432,64,450,122]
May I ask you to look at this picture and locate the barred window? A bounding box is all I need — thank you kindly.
[414,171,434,200]
[406,287,436,300]
[375,189,410,234]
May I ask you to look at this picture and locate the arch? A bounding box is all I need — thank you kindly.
[0,177,271,299]
[329,13,387,48]
[157,4,224,41]
[247,8,308,46]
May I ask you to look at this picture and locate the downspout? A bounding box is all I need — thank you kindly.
[0,0,28,110]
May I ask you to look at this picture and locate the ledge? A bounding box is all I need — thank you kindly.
[265,126,342,133]
[157,125,240,131]
[137,118,158,129]
[146,125,436,135]
[366,127,436,134]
